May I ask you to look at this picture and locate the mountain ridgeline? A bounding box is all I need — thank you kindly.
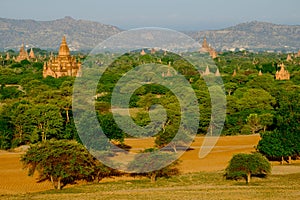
[189,21,300,52]
[0,16,121,51]
[0,17,299,51]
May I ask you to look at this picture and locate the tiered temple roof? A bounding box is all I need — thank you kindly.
[43,36,81,78]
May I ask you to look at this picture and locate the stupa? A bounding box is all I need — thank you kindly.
[15,44,29,62]
[275,63,290,80]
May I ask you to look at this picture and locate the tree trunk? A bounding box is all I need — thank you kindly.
[42,131,45,142]
[246,172,251,184]
[280,156,284,165]
[150,173,156,183]
[66,109,70,123]
[50,175,56,189]
[172,145,177,153]
[57,177,61,190]
[288,156,292,164]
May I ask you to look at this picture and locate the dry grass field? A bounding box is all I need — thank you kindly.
[1,134,300,199]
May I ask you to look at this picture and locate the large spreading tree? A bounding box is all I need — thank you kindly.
[225,153,271,184]
[21,139,115,189]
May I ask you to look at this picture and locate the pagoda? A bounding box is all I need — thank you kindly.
[202,66,211,76]
[215,68,221,76]
[43,36,81,78]
[5,52,10,60]
[29,48,36,59]
[275,63,290,80]
[140,49,146,55]
[200,37,218,59]
[286,54,292,62]
[15,44,29,62]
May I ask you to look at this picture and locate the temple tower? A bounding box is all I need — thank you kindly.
[43,36,81,78]
[275,63,290,80]
[15,44,29,62]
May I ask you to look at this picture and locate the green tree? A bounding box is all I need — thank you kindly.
[275,89,300,158]
[30,104,64,142]
[137,93,157,111]
[21,140,113,189]
[257,131,293,164]
[237,89,276,113]
[260,113,273,132]
[224,82,238,96]
[127,148,179,183]
[225,153,271,184]
[154,94,183,151]
[97,113,125,143]
[246,114,262,134]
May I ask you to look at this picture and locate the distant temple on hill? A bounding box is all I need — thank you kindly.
[275,63,290,80]
[43,36,81,78]
[200,37,218,59]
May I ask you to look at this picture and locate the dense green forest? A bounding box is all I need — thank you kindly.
[0,50,300,161]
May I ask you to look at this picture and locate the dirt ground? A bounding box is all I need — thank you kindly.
[0,152,52,194]
[1,134,299,194]
[125,134,261,172]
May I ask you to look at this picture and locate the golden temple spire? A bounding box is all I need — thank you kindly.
[58,36,70,56]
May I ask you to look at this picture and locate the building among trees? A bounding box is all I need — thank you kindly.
[5,52,10,60]
[14,44,36,62]
[15,44,29,62]
[43,36,81,78]
[200,37,218,59]
[275,63,290,80]
[29,48,35,59]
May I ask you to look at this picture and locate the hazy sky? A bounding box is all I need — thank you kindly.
[2,0,300,30]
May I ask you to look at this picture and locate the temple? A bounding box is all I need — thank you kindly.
[200,37,218,59]
[140,49,146,56]
[286,54,292,62]
[15,44,29,62]
[43,36,81,78]
[232,69,237,77]
[5,52,10,60]
[202,66,211,76]
[29,48,35,59]
[162,62,173,77]
[275,63,290,80]
[215,68,221,76]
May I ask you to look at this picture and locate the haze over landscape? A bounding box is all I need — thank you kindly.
[2,0,300,30]
[1,0,300,51]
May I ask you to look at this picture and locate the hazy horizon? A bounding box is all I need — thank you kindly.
[2,0,300,31]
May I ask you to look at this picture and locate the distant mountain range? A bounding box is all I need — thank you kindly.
[0,17,299,52]
[0,16,120,51]
[189,21,300,52]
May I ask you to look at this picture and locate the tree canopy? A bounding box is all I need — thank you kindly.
[225,153,271,184]
[21,139,115,189]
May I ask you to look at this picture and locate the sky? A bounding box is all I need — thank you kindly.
[1,0,300,31]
